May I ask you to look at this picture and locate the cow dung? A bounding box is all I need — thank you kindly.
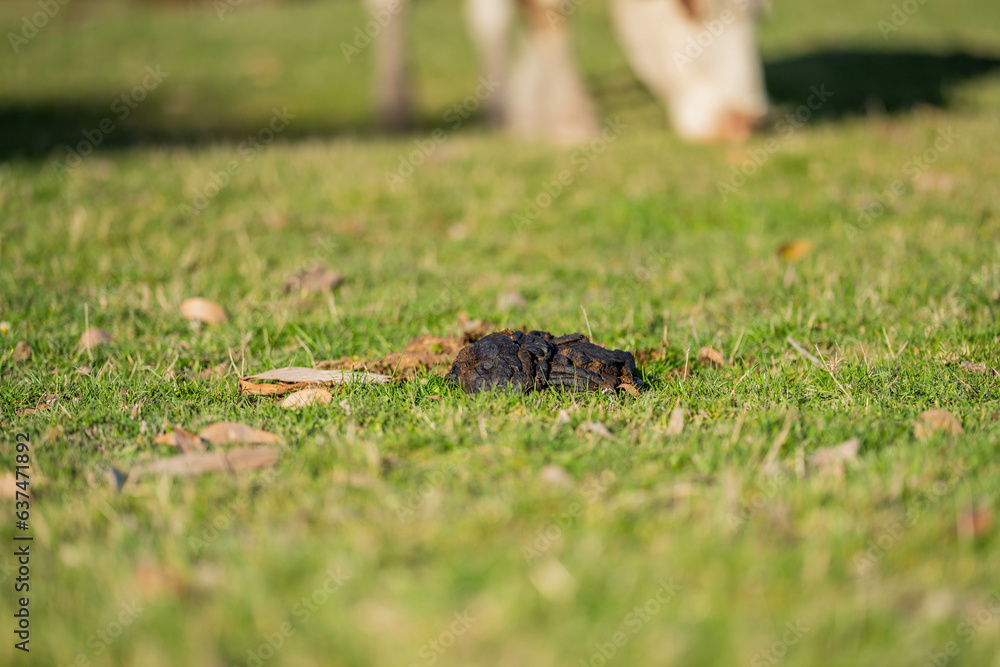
[445,329,643,395]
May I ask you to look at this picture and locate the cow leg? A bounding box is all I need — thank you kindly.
[465,0,513,126]
[367,0,413,130]
[506,0,597,144]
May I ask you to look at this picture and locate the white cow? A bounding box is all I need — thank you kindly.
[366,0,769,143]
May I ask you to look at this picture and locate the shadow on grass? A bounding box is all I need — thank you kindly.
[764,48,1000,116]
[2,48,999,161]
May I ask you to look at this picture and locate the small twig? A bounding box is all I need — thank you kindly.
[814,345,853,402]
[882,327,896,360]
[296,336,316,368]
[786,336,822,368]
[84,303,93,362]
[761,410,795,470]
[729,365,755,401]
[731,328,746,361]
[581,306,593,341]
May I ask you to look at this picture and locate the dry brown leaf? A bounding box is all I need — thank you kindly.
[127,446,280,479]
[282,265,344,294]
[79,328,113,349]
[914,172,954,194]
[199,362,229,380]
[280,387,333,409]
[957,506,994,540]
[960,361,1000,377]
[539,464,573,488]
[777,239,814,262]
[0,472,18,499]
[181,297,227,324]
[808,437,860,475]
[577,421,616,439]
[198,421,284,445]
[698,346,727,368]
[153,427,207,453]
[665,407,685,435]
[17,393,59,417]
[134,562,189,598]
[240,367,391,396]
[12,341,31,363]
[914,409,964,439]
[497,291,527,310]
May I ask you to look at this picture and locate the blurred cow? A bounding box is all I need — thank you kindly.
[366,0,769,143]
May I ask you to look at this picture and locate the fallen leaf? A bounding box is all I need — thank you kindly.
[529,558,577,603]
[239,367,391,396]
[283,265,344,295]
[777,239,813,262]
[698,346,727,367]
[79,328,112,349]
[12,341,31,362]
[199,362,229,380]
[0,472,17,499]
[127,446,280,480]
[153,427,207,453]
[914,409,963,439]
[957,506,994,540]
[620,382,641,397]
[960,361,1000,377]
[198,421,283,445]
[497,291,526,310]
[576,421,616,439]
[181,297,227,324]
[280,387,333,409]
[17,393,59,417]
[665,407,685,435]
[134,562,189,597]
[808,437,860,475]
[914,172,954,194]
[634,348,667,365]
[539,464,573,488]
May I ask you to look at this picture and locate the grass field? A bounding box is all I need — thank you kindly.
[2,0,1000,665]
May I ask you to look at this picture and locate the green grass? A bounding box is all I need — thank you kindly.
[2,0,1000,665]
